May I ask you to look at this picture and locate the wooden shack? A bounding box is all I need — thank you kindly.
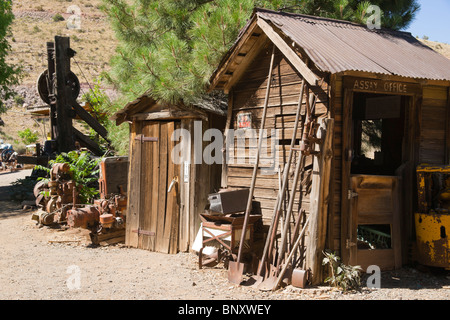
[114,95,226,253]
[209,8,450,282]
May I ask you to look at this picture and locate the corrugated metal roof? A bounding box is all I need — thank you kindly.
[256,8,450,81]
[113,93,227,125]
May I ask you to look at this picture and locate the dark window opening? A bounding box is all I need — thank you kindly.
[357,224,392,249]
[351,93,406,175]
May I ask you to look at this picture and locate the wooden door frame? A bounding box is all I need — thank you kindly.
[340,76,422,267]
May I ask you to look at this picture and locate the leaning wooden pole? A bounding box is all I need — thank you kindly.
[256,80,306,279]
[228,45,276,284]
[276,90,317,267]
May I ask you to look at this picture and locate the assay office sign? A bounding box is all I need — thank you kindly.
[344,77,421,95]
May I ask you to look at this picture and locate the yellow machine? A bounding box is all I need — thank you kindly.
[415,164,450,269]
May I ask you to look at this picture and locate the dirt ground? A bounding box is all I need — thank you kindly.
[0,170,449,301]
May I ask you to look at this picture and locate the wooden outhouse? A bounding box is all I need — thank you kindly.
[114,95,226,253]
[209,8,450,281]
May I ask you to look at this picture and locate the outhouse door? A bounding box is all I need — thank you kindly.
[126,121,181,254]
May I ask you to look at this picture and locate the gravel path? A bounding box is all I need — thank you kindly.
[0,170,449,300]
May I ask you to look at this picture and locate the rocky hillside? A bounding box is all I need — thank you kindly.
[1,0,118,150]
[421,39,450,59]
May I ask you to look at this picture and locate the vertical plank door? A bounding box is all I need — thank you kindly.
[126,121,181,254]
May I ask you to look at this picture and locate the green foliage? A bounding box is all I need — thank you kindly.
[52,13,65,22]
[283,0,420,30]
[36,151,102,204]
[0,0,22,113]
[81,78,112,152]
[13,94,24,105]
[81,77,130,155]
[322,251,363,292]
[102,0,420,109]
[18,128,39,145]
[101,0,420,155]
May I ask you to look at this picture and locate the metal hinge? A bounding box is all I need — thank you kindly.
[132,228,156,236]
[135,134,158,142]
[346,239,357,249]
[348,190,358,200]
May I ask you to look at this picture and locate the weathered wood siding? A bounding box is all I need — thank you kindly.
[224,42,330,252]
[420,85,449,164]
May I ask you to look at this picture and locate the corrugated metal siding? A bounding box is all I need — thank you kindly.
[256,9,450,81]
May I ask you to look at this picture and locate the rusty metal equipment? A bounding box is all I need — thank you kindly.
[66,205,100,229]
[207,189,249,215]
[66,157,128,245]
[291,268,311,289]
[98,156,128,199]
[32,156,128,246]
[33,162,77,225]
[415,164,450,269]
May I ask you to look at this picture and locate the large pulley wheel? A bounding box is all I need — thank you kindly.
[37,69,80,104]
[33,180,47,198]
[46,197,58,213]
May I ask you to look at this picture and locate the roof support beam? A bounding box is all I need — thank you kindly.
[257,17,319,86]
[223,33,268,94]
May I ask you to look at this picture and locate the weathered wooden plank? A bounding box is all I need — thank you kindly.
[224,33,269,93]
[306,118,334,285]
[340,88,353,265]
[155,123,168,252]
[357,249,395,271]
[178,120,191,252]
[210,18,260,90]
[73,127,103,156]
[166,122,180,254]
[423,85,448,100]
[73,102,108,141]
[139,123,155,251]
[125,121,142,248]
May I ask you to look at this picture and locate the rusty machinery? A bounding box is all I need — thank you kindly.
[65,156,128,245]
[33,162,76,225]
[33,156,128,245]
[415,164,450,270]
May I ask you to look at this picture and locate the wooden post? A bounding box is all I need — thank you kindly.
[341,88,354,265]
[446,87,450,165]
[46,42,57,140]
[307,118,334,285]
[54,36,74,152]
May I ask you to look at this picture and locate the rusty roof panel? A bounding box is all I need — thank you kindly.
[256,8,450,81]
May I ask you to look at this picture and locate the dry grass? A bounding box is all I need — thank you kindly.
[421,39,450,60]
[7,0,117,86]
[1,0,117,147]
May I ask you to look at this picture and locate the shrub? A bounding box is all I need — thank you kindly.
[52,14,65,22]
[35,151,102,204]
[13,94,24,105]
[18,128,39,145]
[322,251,363,292]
